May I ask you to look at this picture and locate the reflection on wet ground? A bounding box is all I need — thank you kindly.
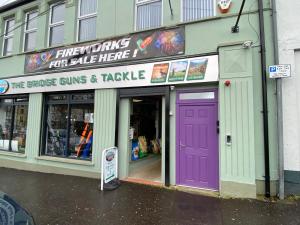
[0,168,299,225]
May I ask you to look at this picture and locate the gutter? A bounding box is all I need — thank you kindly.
[0,0,36,13]
[258,0,271,198]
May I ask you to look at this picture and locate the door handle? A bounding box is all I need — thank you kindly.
[180,142,186,147]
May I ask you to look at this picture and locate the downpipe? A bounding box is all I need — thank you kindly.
[258,0,271,198]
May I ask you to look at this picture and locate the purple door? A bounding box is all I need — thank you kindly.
[176,91,219,190]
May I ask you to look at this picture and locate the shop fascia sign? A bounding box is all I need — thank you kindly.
[0,55,219,95]
[24,27,185,74]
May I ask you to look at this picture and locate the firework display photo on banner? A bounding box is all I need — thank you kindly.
[24,27,185,74]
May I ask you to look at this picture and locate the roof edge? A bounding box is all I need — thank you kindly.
[0,0,36,14]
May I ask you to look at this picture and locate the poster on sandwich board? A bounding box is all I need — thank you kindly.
[101,147,118,191]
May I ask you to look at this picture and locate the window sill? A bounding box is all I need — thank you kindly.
[0,151,27,158]
[35,156,94,166]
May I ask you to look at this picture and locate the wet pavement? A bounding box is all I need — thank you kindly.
[0,168,300,225]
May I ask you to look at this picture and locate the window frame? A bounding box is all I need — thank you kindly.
[0,95,29,154]
[23,10,38,52]
[76,0,98,42]
[180,0,217,23]
[41,91,95,161]
[2,17,15,57]
[134,0,163,31]
[48,2,65,47]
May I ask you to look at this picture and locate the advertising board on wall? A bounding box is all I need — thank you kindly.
[24,27,185,74]
[1,55,219,95]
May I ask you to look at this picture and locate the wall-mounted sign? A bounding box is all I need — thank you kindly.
[101,147,119,191]
[24,27,185,74]
[269,65,291,78]
[218,0,232,14]
[2,55,218,95]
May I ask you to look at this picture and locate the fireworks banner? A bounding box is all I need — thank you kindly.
[24,27,185,74]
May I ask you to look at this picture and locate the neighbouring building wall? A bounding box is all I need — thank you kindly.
[277,0,300,195]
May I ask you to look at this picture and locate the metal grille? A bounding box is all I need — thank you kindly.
[182,0,215,22]
[136,0,162,30]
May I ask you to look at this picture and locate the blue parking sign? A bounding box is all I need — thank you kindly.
[270,66,277,73]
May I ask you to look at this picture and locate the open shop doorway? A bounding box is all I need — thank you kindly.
[128,96,162,184]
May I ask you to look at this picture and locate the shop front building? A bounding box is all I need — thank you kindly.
[0,0,279,198]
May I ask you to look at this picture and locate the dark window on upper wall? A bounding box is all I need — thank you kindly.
[78,0,97,42]
[2,18,15,56]
[135,0,162,31]
[24,10,38,52]
[48,2,65,47]
[42,92,94,160]
[0,95,29,154]
[181,0,215,22]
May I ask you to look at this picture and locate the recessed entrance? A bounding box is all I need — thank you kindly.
[128,96,162,184]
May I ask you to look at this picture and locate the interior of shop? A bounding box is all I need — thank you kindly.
[128,96,162,183]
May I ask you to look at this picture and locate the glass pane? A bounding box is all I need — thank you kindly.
[15,97,29,102]
[0,98,13,104]
[69,104,94,160]
[24,31,37,52]
[45,104,68,156]
[48,94,67,101]
[80,0,97,16]
[72,93,94,101]
[179,92,215,100]
[5,19,15,35]
[182,0,214,21]
[51,3,65,24]
[26,11,38,30]
[0,105,13,151]
[49,24,64,46]
[136,1,161,30]
[3,37,13,56]
[79,17,96,42]
[12,105,28,153]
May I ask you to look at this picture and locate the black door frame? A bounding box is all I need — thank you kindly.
[115,86,170,186]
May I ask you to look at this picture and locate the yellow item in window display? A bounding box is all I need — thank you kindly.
[138,136,148,158]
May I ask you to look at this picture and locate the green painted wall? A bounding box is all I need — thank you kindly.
[219,46,256,185]
[93,89,117,170]
[118,98,130,179]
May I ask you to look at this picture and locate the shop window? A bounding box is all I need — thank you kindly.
[182,0,215,22]
[135,0,162,31]
[43,92,94,160]
[0,96,29,153]
[48,2,65,47]
[78,0,97,42]
[2,18,15,56]
[24,10,38,52]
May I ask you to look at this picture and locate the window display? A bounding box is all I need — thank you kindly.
[43,92,94,160]
[0,96,29,153]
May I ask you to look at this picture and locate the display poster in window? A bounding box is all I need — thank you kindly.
[24,27,185,74]
[101,147,118,188]
[0,55,219,95]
